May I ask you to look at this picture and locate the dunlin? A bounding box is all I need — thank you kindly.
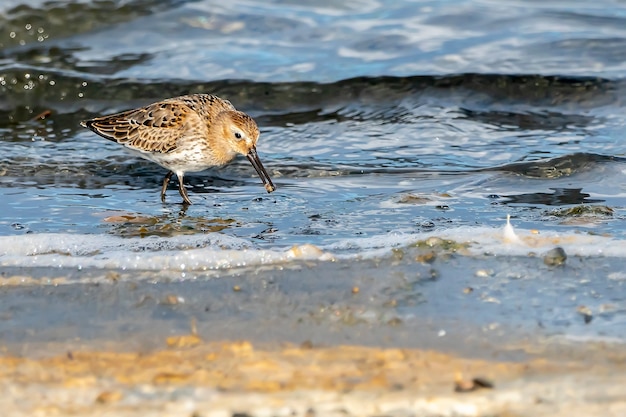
[81,94,275,205]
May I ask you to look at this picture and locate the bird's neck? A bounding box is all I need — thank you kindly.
[207,119,237,165]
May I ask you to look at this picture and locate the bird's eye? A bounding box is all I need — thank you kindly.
[234,132,242,139]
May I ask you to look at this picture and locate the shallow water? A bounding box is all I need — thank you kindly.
[1,0,626,350]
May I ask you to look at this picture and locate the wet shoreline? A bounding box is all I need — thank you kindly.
[1,234,624,354]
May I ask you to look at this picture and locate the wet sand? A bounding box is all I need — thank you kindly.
[2,339,625,417]
[1,250,625,416]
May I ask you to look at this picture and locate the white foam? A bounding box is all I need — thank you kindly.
[329,219,620,258]
[0,233,328,271]
[0,219,623,272]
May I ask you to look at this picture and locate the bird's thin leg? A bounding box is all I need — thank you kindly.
[161,171,174,203]
[177,174,193,205]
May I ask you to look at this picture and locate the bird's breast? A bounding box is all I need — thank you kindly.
[124,140,230,174]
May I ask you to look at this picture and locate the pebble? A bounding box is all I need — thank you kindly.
[543,246,567,266]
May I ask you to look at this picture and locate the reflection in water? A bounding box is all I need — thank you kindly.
[502,188,604,206]
[103,211,236,238]
[458,108,598,132]
[491,153,624,178]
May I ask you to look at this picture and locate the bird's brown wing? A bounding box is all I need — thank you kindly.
[171,94,236,121]
[81,101,206,154]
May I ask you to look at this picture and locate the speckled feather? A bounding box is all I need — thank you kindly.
[81,94,236,155]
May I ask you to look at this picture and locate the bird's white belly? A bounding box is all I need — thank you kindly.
[125,146,231,174]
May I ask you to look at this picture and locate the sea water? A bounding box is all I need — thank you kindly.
[0,0,625,351]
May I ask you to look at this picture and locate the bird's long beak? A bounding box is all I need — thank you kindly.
[246,147,276,193]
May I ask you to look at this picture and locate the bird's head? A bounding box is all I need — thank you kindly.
[219,111,260,156]
[216,110,275,193]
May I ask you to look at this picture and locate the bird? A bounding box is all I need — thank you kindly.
[80,94,275,205]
